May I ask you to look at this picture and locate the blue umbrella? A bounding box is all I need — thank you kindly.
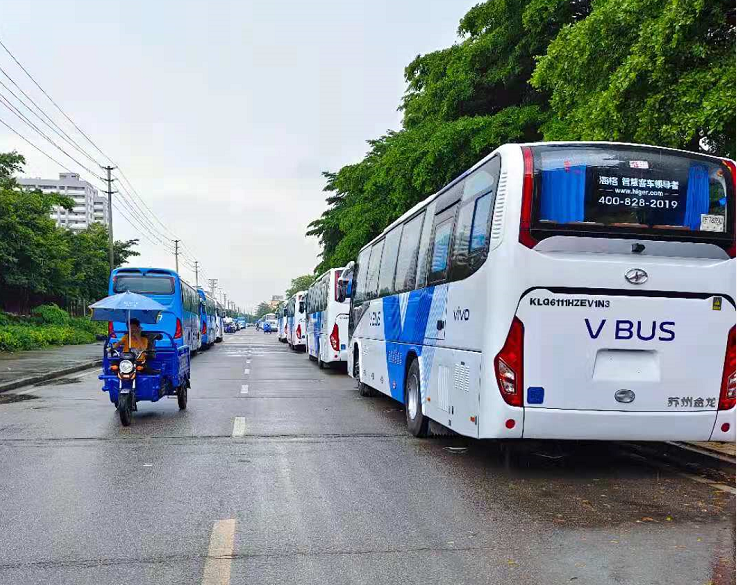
[89,291,168,324]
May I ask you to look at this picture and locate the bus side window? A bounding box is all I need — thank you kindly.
[415,201,437,289]
[393,211,425,293]
[378,225,402,297]
[450,156,501,281]
[354,247,372,303]
[427,204,458,285]
[364,239,385,300]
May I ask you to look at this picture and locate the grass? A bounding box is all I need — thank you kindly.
[0,304,105,353]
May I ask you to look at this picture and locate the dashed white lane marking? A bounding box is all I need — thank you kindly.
[232,417,246,437]
[240,385,249,394]
[201,519,236,585]
[246,360,251,364]
[243,368,250,375]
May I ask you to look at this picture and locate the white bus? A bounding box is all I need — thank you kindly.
[277,305,287,342]
[341,142,736,442]
[305,268,350,368]
[285,291,307,350]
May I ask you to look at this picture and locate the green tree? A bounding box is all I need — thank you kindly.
[254,302,273,318]
[307,0,576,272]
[0,151,140,310]
[63,223,139,302]
[285,274,315,297]
[0,152,74,307]
[531,0,735,157]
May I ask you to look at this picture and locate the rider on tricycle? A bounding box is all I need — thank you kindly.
[92,292,191,427]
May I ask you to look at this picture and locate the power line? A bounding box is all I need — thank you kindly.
[0,114,75,172]
[0,70,101,168]
[0,92,104,180]
[0,37,114,165]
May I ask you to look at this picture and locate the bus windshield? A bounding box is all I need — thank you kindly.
[530,145,734,246]
[113,274,175,295]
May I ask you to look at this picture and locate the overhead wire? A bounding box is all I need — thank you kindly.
[0,92,105,180]
[0,35,227,296]
[0,114,75,173]
[0,71,101,168]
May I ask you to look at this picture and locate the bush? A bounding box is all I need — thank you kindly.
[0,307,102,352]
[31,304,70,326]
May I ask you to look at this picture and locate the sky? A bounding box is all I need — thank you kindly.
[0,0,477,312]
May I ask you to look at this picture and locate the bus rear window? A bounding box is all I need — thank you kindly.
[113,274,175,294]
[530,145,734,244]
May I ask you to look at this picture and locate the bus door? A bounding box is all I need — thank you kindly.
[424,205,457,342]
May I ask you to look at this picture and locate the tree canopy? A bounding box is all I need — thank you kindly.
[286,275,316,298]
[0,151,139,311]
[307,0,734,272]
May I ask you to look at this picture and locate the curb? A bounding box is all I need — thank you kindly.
[0,359,102,394]
[621,441,735,474]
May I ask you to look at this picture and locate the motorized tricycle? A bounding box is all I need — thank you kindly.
[99,331,190,426]
[90,291,192,427]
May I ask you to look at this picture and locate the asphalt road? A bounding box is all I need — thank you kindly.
[0,329,734,585]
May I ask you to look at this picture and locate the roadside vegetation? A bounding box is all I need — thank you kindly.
[0,303,105,353]
[0,152,139,314]
[307,0,735,272]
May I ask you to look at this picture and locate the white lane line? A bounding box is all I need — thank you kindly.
[201,519,236,585]
[240,384,249,395]
[232,417,246,437]
[243,368,250,375]
[246,360,251,364]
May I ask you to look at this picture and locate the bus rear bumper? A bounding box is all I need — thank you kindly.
[520,408,732,442]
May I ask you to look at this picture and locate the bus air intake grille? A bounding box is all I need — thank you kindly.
[490,171,507,245]
[454,363,470,393]
[438,365,451,413]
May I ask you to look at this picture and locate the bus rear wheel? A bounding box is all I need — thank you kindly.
[405,358,428,438]
[354,349,375,397]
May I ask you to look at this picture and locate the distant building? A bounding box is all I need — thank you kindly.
[268,295,284,309]
[18,172,109,231]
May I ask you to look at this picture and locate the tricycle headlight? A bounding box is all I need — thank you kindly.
[119,359,134,374]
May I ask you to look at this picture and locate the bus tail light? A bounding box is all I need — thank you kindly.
[174,318,183,339]
[518,147,537,249]
[330,323,340,351]
[495,317,524,407]
[719,326,736,411]
[202,320,207,335]
[723,160,736,258]
[108,322,116,338]
[296,324,302,339]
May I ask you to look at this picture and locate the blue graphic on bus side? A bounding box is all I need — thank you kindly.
[381,287,438,401]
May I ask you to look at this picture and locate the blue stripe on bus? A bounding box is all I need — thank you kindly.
[382,287,436,401]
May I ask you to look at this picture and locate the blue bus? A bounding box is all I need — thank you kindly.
[197,288,218,349]
[109,267,200,353]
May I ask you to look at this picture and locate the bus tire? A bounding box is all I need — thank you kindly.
[177,385,188,410]
[317,355,325,369]
[405,358,428,438]
[354,349,375,397]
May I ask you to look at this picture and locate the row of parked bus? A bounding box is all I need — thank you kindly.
[108,267,239,353]
[276,141,736,445]
[276,269,349,368]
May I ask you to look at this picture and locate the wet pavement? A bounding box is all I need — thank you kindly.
[0,329,733,585]
[0,342,101,388]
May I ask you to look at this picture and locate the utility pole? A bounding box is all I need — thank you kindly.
[102,166,117,273]
[208,278,218,296]
[173,239,180,274]
[194,261,199,287]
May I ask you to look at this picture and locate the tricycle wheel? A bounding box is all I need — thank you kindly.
[118,395,132,426]
[177,385,188,410]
